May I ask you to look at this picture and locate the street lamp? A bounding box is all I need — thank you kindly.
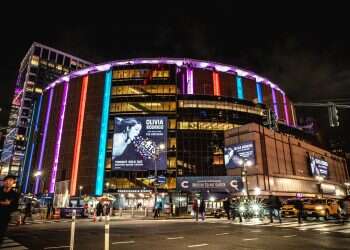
[33,171,43,194]
[153,143,165,209]
[105,182,110,192]
[238,159,253,198]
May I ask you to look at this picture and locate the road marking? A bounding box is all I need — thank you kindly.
[250,230,262,233]
[215,232,230,236]
[167,237,184,240]
[243,238,258,241]
[188,243,209,248]
[112,241,135,245]
[316,225,350,231]
[43,246,70,249]
[320,232,330,234]
[282,235,297,238]
[336,228,350,233]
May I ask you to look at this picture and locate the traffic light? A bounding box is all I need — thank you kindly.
[328,104,340,127]
[262,109,278,130]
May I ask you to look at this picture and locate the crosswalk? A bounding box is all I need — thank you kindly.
[206,218,350,234]
[0,237,27,249]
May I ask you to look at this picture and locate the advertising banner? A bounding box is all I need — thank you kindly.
[112,116,167,171]
[224,141,255,169]
[309,155,328,178]
[176,176,243,193]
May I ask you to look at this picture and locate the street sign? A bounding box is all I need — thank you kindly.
[157,176,166,184]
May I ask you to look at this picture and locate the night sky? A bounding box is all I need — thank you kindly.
[1,5,349,151]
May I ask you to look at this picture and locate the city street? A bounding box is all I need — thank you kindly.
[2,217,350,250]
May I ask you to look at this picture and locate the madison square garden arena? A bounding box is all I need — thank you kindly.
[20,58,349,212]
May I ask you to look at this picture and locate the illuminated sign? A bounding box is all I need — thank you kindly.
[176,176,243,192]
[309,155,328,178]
[112,116,167,171]
[224,141,256,169]
[113,69,170,80]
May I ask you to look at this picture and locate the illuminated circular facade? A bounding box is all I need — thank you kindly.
[30,58,297,199]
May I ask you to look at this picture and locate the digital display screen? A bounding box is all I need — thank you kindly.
[224,141,255,169]
[112,116,167,171]
[309,155,328,178]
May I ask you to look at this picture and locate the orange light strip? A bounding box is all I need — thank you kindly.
[70,75,88,196]
[213,72,220,96]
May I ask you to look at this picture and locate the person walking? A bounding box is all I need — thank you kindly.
[192,199,198,221]
[295,199,304,224]
[199,199,206,221]
[22,198,32,224]
[96,201,103,221]
[223,198,231,220]
[268,195,282,223]
[0,175,19,245]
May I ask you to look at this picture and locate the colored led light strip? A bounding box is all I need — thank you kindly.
[256,82,263,104]
[182,72,186,94]
[95,71,112,196]
[271,87,279,119]
[283,94,290,125]
[23,95,43,193]
[186,68,193,94]
[291,103,296,126]
[35,88,54,194]
[49,81,69,193]
[70,76,89,196]
[213,72,220,96]
[236,76,244,99]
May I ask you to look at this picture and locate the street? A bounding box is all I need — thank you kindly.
[2,217,350,250]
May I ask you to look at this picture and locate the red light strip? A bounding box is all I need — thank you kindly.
[213,72,220,96]
[70,75,88,196]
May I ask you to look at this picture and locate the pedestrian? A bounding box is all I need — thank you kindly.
[223,198,231,220]
[192,199,198,221]
[23,198,32,224]
[340,196,350,224]
[295,199,304,224]
[46,200,53,219]
[96,201,103,221]
[199,199,205,221]
[268,195,282,223]
[0,175,19,245]
[153,200,162,219]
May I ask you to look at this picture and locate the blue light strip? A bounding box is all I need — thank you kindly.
[95,70,112,195]
[256,82,263,103]
[22,95,43,192]
[236,76,244,99]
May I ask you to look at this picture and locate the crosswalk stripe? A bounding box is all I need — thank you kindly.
[336,228,350,233]
[297,223,337,230]
[0,238,28,250]
[317,225,350,231]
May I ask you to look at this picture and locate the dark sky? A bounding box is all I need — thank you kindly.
[1,5,349,151]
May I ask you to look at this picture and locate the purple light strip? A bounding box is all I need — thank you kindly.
[283,94,290,125]
[49,81,69,193]
[271,87,279,119]
[182,72,186,94]
[35,88,54,194]
[43,58,285,95]
[186,68,193,94]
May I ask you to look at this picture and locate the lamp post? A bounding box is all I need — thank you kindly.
[105,182,110,193]
[33,171,43,194]
[153,143,165,210]
[238,158,253,199]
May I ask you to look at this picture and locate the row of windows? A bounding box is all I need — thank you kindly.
[177,121,239,131]
[108,118,177,130]
[113,69,170,80]
[112,85,176,96]
[178,100,264,116]
[110,102,177,113]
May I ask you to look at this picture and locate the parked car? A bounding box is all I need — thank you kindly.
[281,199,304,217]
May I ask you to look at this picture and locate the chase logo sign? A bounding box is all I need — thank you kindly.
[176,176,243,193]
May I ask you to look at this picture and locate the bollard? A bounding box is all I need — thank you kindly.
[131,207,134,217]
[104,213,110,250]
[119,207,122,217]
[144,207,148,217]
[70,209,76,250]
